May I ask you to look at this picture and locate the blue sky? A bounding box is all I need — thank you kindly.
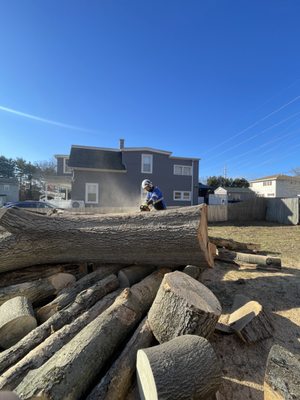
[0,0,300,182]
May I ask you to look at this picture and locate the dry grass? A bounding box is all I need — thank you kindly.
[201,221,300,399]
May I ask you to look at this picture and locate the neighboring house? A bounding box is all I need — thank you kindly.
[0,178,19,206]
[198,183,214,204]
[59,139,200,208]
[249,174,300,198]
[214,186,256,203]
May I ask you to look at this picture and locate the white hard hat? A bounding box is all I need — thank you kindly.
[141,179,153,189]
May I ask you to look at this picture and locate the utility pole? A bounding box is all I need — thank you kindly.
[223,165,227,179]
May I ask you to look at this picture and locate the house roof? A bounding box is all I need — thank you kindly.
[215,186,253,193]
[249,174,300,182]
[68,146,126,171]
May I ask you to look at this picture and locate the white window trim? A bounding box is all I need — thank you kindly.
[85,183,99,204]
[141,154,153,174]
[63,158,72,174]
[173,164,192,176]
[173,190,191,201]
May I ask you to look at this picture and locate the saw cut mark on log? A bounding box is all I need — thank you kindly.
[148,270,222,343]
[15,269,170,400]
[0,274,119,375]
[216,248,281,267]
[86,317,154,400]
[0,296,37,349]
[37,264,123,322]
[0,289,121,391]
[228,295,274,344]
[136,334,222,400]
[0,273,76,307]
[0,205,214,272]
[264,344,300,400]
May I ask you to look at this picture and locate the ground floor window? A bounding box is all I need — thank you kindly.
[173,190,191,201]
[85,183,99,204]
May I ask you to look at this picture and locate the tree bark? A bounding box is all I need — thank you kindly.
[0,205,214,272]
[148,270,222,343]
[210,237,260,252]
[0,263,87,288]
[0,274,119,374]
[0,273,76,306]
[136,334,221,400]
[216,248,281,267]
[37,264,123,322]
[15,269,169,400]
[0,289,121,391]
[87,317,154,400]
[0,297,37,349]
[118,265,157,287]
[264,344,300,400]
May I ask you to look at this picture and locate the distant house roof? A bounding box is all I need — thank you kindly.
[249,174,300,182]
[68,146,126,171]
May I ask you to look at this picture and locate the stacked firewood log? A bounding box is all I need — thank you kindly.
[0,204,294,400]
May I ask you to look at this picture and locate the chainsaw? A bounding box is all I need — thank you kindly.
[140,204,151,212]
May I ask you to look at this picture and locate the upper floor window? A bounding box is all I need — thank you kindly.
[141,154,153,173]
[63,158,72,174]
[174,165,192,176]
[3,185,10,192]
[263,181,272,186]
[85,183,98,204]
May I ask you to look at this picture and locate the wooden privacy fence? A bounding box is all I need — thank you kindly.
[266,198,300,225]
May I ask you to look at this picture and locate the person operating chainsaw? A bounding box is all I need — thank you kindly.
[140,179,166,211]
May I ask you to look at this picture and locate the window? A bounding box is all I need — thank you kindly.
[3,185,9,192]
[173,191,191,201]
[85,183,99,204]
[173,165,192,176]
[141,154,153,173]
[63,158,72,174]
[263,181,272,186]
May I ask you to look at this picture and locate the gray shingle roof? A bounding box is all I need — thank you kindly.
[68,146,126,171]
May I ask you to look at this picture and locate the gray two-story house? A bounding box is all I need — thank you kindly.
[0,178,19,206]
[56,139,200,208]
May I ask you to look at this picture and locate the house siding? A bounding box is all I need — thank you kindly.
[250,177,300,198]
[71,150,199,208]
[0,180,19,204]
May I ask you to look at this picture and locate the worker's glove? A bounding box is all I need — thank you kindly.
[140,204,150,212]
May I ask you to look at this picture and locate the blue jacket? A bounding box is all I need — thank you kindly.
[145,186,166,210]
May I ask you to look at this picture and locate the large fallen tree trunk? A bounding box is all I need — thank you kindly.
[15,269,169,400]
[0,274,119,374]
[0,205,214,273]
[0,289,121,390]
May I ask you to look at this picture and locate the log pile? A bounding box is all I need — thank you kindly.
[0,204,286,399]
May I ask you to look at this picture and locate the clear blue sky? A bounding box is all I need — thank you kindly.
[0,0,300,182]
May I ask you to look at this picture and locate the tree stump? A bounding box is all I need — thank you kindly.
[137,334,221,400]
[264,344,300,400]
[148,271,222,343]
[0,297,37,349]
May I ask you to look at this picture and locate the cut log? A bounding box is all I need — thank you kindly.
[118,265,157,287]
[15,269,169,400]
[0,274,119,374]
[0,392,20,400]
[0,273,76,307]
[37,264,123,322]
[210,237,261,252]
[148,270,222,343]
[216,248,281,267]
[137,334,222,400]
[182,264,203,280]
[87,317,154,400]
[0,289,121,391]
[228,295,274,344]
[0,297,37,349]
[264,344,300,400]
[0,205,214,273]
[0,263,87,288]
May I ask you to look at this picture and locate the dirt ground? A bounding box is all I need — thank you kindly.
[203,221,300,400]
